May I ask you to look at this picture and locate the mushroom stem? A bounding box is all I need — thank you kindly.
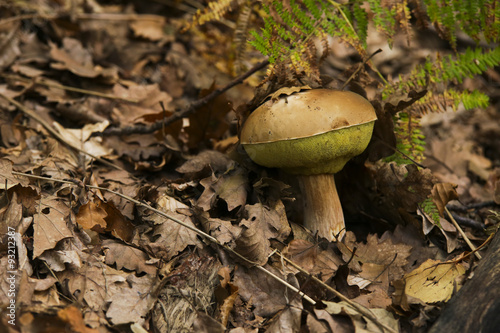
[298,174,345,241]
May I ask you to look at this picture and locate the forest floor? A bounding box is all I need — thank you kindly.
[0,1,499,333]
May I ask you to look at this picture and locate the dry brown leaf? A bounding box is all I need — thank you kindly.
[431,183,459,216]
[102,239,156,275]
[57,306,100,333]
[233,203,290,265]
[130,18,167,41]
[283,239,342,281]
[233,265,298,317]
[324,301,399,333]
[198,168,249,212]
[49,38,117,80]
[183,84,232,148]
[33,196,74,258]
[306,312,331,333]
[342,233,412,282]
[101,200,135,242]
[38,239,83,272]
[312,309,353,333]
[192,312,226,333]
[177,150,235,175]
[375,163,437,212]
[111,83,172,126]
[0,158,30,190]
[196,209,243,246]
[106,274,157,325]
[264,305,302,333]
[76,200,107,231]
[58,258,129,314]
[148,210,202,260]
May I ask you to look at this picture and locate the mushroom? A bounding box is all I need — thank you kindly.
[240,89,377,241]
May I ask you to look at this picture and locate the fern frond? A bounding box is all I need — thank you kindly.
[191,0,238,26]
[386,111,426,164]
[232,3,253,74]
[383,46,500,99]
[420,197,442,227]
[367,0,397,47]
[423,0,500,47]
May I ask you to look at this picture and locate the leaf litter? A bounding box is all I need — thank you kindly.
[0,2,499,333]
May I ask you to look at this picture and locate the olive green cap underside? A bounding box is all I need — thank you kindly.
[242,121,375,175]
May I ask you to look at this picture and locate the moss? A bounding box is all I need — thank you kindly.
[242,121,375,175]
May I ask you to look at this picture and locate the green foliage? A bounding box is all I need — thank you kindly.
[383,46,499,163]
[383,47,500,100]
[190,0,500,163]
[420,197,442,228]
[385,112,426,164]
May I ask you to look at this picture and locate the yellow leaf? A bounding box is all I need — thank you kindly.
[397,259,466,307]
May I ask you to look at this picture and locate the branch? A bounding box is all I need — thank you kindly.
[102,60,269,137]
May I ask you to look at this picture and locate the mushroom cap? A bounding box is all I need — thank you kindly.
[240,89,377,175]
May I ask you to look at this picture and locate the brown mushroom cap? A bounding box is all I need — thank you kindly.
[240,89,377,175]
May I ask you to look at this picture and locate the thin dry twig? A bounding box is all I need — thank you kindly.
[0,92,125,172]
[445,206,482,260]
[341,49,383,90]
[1,74,139,102]
[273,251,398,333]
[101,59,269,136]
[10,171,316,306]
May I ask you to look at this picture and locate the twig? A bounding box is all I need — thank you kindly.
[449,213,485,230]
[10,171,316,305]
[0,92,125,172]
[0,74,139,103]
[445,207,482,260]
[447,201,498,212]
[341,49,383,90]
[273,251,398,333]
[102,59,269,136]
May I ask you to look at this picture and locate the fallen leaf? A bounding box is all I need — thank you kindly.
[324,301,399,333]
[76,200,108,231]
[33,196,74,258]
[198,167,248,212]
[431,183,459,216]
[0,158,30,189]
[57,306,100,333]
[105,274,157,325]
[392,259,466,311]
[102,239,157,275]
[233,264,294,317]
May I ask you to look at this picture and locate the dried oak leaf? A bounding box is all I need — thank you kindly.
[195,209,243,246]
[76,200,107,231]
[49,38,117,80]
[283,239,343,282]
[234,202,290,265]
[111,83,172,126]
[323,301,399,333]
[57,306,99,333]
[102,239,156,275]
[197,167,248,212]
[0,158,30,190]
[233,264,298,317]
[144,196,202,260]
[57,258,128,312]
[33,196,74,258]
[105,273,157,325]
[431,182,459,217]
[176,150,235,176]
[77,198,134,242]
